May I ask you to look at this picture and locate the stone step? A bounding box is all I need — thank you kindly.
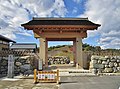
[53,69,91,73]
[59,72,95,77]
[69,71,91,73]
[52,69,94,76]
[98,73,120,76]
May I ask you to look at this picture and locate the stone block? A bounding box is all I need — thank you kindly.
[104,68,113,73]
[114,62,118,67]
[65,59,70,64]
[0,57,2,61]
[20,64,31,70]
[26,59,31,64]
[119,63,120,66]
[117,56,120,59]
[21,70,33,76]
[105,56,110,59]
[109,62,114,68]
[91,60,98,64]
[117,67,120,71]
[48,62,51,65]
[98,60,102,64]
[15,62,22,66]
[1,60,8,66]
[91,69,98,74]
[97,69,104,73]
[116,59,120,63]
[107,59,110,63]
[102,61,108,65]
[91,56,99,60]
[93,64,104,69]
[113,67,118,73]
[105,65,109,68]
[110,59,117,62]
[1,69,6,72]
[99,57,107,61]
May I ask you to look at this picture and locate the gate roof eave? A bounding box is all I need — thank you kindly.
[21,18,101,31]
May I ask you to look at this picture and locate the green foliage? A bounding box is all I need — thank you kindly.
[48,43,120,52]
[48,45,67,51]
[55,51,74,61]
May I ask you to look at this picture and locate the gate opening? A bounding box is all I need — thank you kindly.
[48,41,74,67]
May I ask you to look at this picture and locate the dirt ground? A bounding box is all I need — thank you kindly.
[0,75,120,89]
[0,77,58,89]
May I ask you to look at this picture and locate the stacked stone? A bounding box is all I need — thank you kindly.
[90,56,120,74]
[48,56,70,65]
[14,56,34,75]
[0,56,34,77]
[0,57,8,76]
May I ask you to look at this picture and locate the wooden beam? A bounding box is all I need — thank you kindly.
[60,30,63,33]
[33,31,87,38]
[46,38,76,41]
[39,30,42,34]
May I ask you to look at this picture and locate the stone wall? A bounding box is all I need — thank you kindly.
[90,56,120,74]
[0,56,38,77]
[0,57,8,76]
[48,56,70,65]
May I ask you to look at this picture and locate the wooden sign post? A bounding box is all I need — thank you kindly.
[8,55,14,78]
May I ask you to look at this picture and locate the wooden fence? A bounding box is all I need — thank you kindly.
[34,69,59,84]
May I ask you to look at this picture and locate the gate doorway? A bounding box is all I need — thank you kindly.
[48,41,74,67]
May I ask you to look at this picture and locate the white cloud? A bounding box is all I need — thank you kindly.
[0,18,9,28]
[53,0,68,17]
[72,7,77,14]
[0,0,67,40]
[0,27,17,40]
[73,0,81,4]
[81,0,120,49]
[69,41,73,45]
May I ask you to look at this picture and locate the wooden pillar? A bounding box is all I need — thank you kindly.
[45,39,48,67]
[40,38,45,64]
[76,37,83,68]
[73,40,76,66]
[8,55,14,78]
[39,38,48,67]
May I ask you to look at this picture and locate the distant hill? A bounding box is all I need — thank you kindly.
[47,44,120,61]
[48,45,74,61]
[48,43,120,52]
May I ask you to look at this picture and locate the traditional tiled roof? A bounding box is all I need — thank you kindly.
[10,43,37,49]
[0,34,16,43]
[21,18,101,27]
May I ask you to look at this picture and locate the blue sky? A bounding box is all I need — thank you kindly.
[17,0,87,47]
[0,0,120,49]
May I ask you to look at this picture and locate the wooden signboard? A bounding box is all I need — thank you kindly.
[34,69,59,84]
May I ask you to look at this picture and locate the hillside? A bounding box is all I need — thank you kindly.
[48,45,74,61]
[47,44,120,61]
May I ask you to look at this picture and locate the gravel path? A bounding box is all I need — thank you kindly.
[0,77,58,89]
[0,76,120,89]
